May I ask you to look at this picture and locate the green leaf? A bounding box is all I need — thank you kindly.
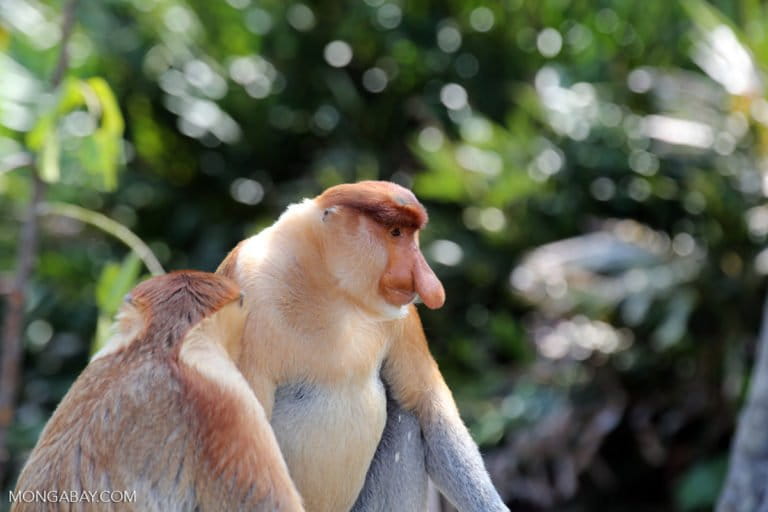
[485,168,540,208]
[26,78,84,151]
[681,0,760,65]
[411,143,468,202]
[92,254,143,354]
[681,0,732,33]
[39,131,60,183]
[95,253,142,315]
[78,132,120,190]
[86,77,124,135]
[25,77,124,190]
[58,78,88,115]
[83,78,124,190]
[91,315,114,356]
[25,103,57,152]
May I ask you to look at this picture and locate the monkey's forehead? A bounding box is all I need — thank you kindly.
[316,181,427,228]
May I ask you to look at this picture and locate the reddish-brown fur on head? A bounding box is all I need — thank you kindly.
[127,271,242,346]
[317,181,428,229]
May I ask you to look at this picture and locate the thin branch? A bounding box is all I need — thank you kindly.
[0,0,79,488]
[0,173,45,486]
[38,202,165,276]
[50,1,79,88]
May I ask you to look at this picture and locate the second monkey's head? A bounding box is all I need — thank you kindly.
[315,180,446,319]
[95,271,246,360]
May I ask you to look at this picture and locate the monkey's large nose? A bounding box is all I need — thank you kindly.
[383,287,417,306]
[413,253,445,309]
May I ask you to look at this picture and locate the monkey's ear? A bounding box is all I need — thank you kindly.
[322,206,339,222]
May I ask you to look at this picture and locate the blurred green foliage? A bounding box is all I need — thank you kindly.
[92,253,143,352]
[3,0,768,510]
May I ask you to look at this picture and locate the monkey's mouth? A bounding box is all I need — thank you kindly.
[383,288,416,306]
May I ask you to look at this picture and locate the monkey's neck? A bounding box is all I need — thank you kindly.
[238,223,390,385]
[272,256,376,336]
[250,220,351,328]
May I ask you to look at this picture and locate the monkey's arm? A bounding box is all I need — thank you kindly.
[351,385,427,512]
[381,307,509,512]
[180,327,303,511]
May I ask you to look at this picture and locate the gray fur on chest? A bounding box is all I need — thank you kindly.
[274,381,317,404]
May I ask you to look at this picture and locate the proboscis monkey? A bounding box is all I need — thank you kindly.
[12,271,304,512]
[218,181,508,512]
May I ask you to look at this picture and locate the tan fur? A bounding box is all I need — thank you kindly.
[383,306,461,423]
[217,182,462,512]
[12,272,303,512]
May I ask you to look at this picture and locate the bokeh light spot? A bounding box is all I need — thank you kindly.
[324,40,353,68]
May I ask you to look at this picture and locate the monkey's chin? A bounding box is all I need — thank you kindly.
[377,302,411,320]
[374,288,415,320]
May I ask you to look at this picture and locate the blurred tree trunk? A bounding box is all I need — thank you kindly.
[718,294,768,511]
[0,0,78,487]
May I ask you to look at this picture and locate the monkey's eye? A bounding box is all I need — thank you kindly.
[390,228,401,237]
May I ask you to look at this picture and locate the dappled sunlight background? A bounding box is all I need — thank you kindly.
[2,0,768,510]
